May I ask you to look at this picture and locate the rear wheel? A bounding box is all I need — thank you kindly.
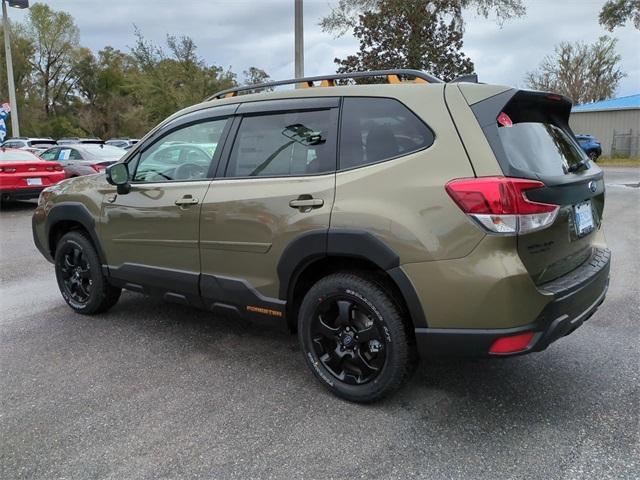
[298,272,415,403]
[588,150,599,161]
[54,231,121,314]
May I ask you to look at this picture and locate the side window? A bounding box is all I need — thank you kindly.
[226,109,336,178]
[41,148,59,161]
[339,97,434,169]
[68,149,83,160]
[133,118,229,182]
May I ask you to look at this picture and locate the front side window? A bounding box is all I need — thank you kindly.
[339,97,434,169]
[133,118,228,182]
[226,109,336,178]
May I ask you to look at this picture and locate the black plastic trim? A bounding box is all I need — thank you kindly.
[45,202,107,265]
[277,230,328,299]
[201,274,286,320]
[108,263,201,305]
[327,230,400,270]
[387,267,428,328]
[237,97,340,114]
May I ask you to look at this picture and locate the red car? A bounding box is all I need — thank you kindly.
[0,148,66,203]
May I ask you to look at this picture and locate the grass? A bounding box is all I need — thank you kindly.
[596,156,640,167]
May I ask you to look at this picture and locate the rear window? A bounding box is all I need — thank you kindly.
[81,144,126,158]
[498,122,586,176]
[0,150,39,161]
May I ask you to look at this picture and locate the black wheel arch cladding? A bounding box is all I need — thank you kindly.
[278,229,428,328]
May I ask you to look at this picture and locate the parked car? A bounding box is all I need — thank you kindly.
[32,70,610,403]
[0,148,65,203]
[40,144,127,177]
[1,137,57,155]
[105,138,139,149]
[575,134,602,161]
[57,137,104,145]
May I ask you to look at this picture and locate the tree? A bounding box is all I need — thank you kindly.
[243,67,270,86]
[599,0,640,30]
[128,29,236,124]
[23,3,81,116]
[334,0,474,81]
[321,0,525,37]
[525,36,625,104]
[0,22,34,107]
[73,46,138,138]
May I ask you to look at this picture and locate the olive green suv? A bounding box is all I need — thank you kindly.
[33,70,610,402]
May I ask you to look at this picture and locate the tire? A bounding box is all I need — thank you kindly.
[298,272,416,403]
[588,151,599,161]
[54,231,121,315]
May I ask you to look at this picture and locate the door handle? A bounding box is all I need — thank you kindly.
[289,196,324,211]
[175,195,199,206]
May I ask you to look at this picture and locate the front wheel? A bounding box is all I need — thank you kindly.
[298,272,415,403]
[588,151,599,161]
[54,231,121,315]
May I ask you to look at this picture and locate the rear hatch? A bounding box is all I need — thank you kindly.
[469,90,604,285]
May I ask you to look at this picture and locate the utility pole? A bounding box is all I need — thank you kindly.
[2,0,28,138]
[294,0,304,79]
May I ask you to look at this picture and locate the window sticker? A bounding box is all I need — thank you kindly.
[59,149,71,160]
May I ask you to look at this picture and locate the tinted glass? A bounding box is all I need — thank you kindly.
[226,109,336,177]
[41,148,59,161]
[68,149,83,160]
[339,97,434,169]
[133,118,228,182]
[3,141,25,148]
[81,144,126,158]
[498,123,586,176]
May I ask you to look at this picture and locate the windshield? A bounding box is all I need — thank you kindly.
[0,150,39,162]
[82,144,126,158]
[498,122,586,176]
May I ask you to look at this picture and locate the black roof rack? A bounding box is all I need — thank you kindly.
[450,73,479,83]
[207,69,443,100]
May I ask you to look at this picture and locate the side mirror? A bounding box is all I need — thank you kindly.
[106,163,131,194]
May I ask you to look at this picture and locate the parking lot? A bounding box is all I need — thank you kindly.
[1,167,638,479]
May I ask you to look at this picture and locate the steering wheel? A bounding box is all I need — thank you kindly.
[174,162,208,180]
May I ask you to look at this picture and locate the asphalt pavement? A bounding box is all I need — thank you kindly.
[1,167,638,480]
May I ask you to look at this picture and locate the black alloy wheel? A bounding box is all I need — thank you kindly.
[59,243,92,305]
[311,295,387,385]
[298,272,415,403]
[54,231,121,314]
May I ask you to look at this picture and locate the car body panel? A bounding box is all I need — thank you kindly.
[200,174,336,298]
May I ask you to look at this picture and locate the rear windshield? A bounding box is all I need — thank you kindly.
[82,144,126,158]
[0,150,39,161]
[498,122,586,176]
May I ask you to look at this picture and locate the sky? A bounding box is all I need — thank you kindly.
[5,0,640,99]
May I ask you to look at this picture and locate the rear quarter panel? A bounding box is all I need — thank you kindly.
[331,85,485,264]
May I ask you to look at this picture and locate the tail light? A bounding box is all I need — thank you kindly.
[0,167,17,173]
[45,165,63,171]
[91,163,108,173]
[445,176,559,235]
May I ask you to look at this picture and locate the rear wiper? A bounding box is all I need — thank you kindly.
[567,159,590,173]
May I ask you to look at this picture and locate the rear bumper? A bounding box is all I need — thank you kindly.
[415,247,611,357]
[0,187,45,200]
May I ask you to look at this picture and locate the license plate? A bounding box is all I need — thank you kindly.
[27,178,43,186]
[574,201,594,237]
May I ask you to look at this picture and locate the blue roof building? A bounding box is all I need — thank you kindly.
[569,93,640,157]
[572,94,640,113]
